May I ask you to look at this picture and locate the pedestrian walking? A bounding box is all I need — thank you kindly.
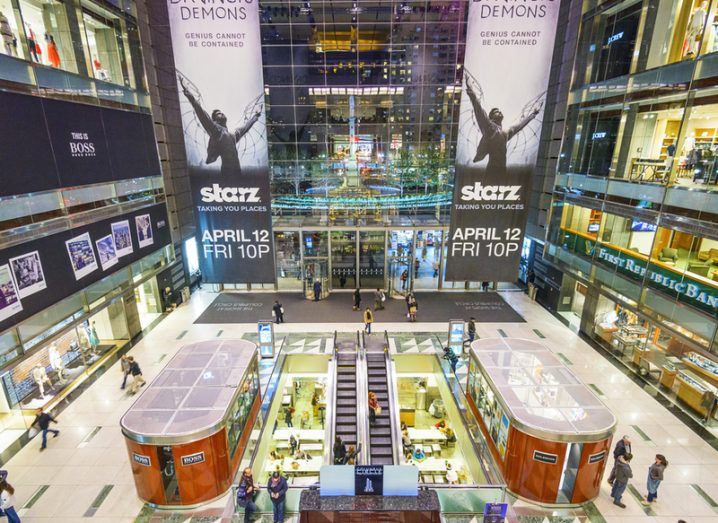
[467,317,477,343]
[413,258,420,278]
[608,435,632,485]
[284,406,294,427]
[363,307,374,334]
[343,444,360,465]
[0,479,20,523]
[333,436,347,465]
[353,288,361,311]
[267,470,288,523]
[313,279,322,301]
[237,467,257,523]
[127,356,146,395]
[120,355,131,390]
[374,288,385,310]
[432,260,439,277]
[272,300,284,323]
[610,453,633,508]
[481,281,490,292]
[289,434,299,455]
[32,408,59,451]
[400,269,408,290]
[527,269,537,301]
[408,295,418,322]
[644,454,668,503]
[368,391,380,425]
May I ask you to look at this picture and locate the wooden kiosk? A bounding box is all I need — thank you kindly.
[466,338,616,505]
[120,340,261,507]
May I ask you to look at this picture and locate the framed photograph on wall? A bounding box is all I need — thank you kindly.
[111,220,134,257]
[65,232,99,280]
[96,234,119,271]
[135,214,154,248]
[0,264,23,322]
[9,251,46,298]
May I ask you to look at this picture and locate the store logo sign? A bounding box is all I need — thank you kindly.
[596,246,718,309]
[607,32,624,45]
[460,183,521,201]
[132,453,151,466]
[533,450,558,464]
[199,184,261,204]
[588,451,606,464]
[69,132,96,158]
[592,132,607,140]
[181,451,205,466]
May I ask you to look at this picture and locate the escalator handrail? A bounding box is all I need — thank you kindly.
[431,340,504,485]
[324,348,338,465]
[245,338,287,476]
[384,347,401,465]
[355,338,370,465]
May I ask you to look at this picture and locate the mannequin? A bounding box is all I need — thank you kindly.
[49,344,66,384]
[0,11,16,57]
[32,364,54,398]
[93,57,109,81]
[84,321,98,350]
[684,1,708,57]
[25,23,38,62]
[45,33,60,68]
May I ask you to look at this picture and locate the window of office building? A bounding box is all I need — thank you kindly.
[17,0,77,73]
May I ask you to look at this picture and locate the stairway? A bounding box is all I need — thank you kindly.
[366,352,395,465]
[334,351,358,455]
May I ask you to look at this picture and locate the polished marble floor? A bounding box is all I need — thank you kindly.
[3,289,717,522]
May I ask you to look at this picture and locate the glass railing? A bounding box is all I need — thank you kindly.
[431,345,504,485]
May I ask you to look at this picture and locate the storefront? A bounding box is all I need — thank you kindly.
[121,340,260,507]
[0,0,144,90]
[466,338,616,505]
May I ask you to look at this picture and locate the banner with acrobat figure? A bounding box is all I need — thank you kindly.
[166,1,275,283]
[444,0,561,282]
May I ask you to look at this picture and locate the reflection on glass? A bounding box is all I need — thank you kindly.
[331,231,356,289]
[359,231,385,289]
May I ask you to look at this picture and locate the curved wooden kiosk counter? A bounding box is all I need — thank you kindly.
[120,340,261,507]
[466,338,616,505]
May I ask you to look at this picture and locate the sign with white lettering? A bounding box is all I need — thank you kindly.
[181,452,205,466]
[445,0,561,281]
[588,451,606,464]
[533,450,558,464]
[355,465,384,496]
[132,453,151,467]
[167,0,275,283]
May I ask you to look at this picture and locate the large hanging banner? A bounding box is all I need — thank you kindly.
[167,1,275,283]
[445,0,560,281]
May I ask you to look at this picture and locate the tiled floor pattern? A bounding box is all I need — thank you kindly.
[2,289,718,522]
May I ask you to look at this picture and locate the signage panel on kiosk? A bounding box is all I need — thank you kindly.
[483,503,508,523]
[258,320,275,358]
[448,319,465,356]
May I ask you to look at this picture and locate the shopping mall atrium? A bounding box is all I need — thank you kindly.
[2,0,718,521]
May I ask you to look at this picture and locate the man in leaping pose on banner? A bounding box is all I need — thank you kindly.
[465,75,540,175]
[180,76,262,176]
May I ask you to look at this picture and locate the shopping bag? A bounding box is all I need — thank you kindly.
[28,427,38,439]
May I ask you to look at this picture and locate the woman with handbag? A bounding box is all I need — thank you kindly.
[236,468,257,523]
[0,479,20,523]
[368,391,380,425]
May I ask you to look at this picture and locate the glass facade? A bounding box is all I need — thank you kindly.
[262,1,466,224]
[546,0,718,425]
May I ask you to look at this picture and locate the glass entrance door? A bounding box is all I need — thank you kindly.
[303,258,329,299]
[359,231,385,289]
[388,230,414,295]
[331,231,356,289]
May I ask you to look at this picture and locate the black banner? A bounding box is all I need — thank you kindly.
[0,204,171,333]
[445,165,529,282]
[0,91,160,197]
[191,171,275,283]
[355,465,384,495]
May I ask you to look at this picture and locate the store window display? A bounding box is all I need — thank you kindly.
[17,0,76,72]
[0,1,23,59]
[81,5,124,84]
[591,3,642,83]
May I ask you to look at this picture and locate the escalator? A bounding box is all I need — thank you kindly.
[332,333,360,462]
[364,332,399,465]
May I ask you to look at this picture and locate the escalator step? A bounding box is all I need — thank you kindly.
[371,456,394,465]
[335,407,356,415]
[370,448,393,457]
[370,437,393,446]
[336,416,356,424]
[337,391,356,398]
